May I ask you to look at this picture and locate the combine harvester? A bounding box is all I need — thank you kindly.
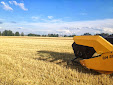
[72,35,113,74]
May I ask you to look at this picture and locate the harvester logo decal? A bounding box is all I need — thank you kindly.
[103,55,113,60]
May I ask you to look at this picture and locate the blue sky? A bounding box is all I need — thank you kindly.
[0,0,113,35]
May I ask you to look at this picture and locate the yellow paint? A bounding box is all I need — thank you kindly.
[73,35,113,74]
[80,52,113,72]
[73,35,113,54]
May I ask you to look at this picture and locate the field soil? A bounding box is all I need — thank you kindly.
[0,36,113,85]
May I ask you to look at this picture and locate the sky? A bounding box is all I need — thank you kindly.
[0,0,113,35]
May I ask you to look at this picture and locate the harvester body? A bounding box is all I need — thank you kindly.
[72,35,113,74]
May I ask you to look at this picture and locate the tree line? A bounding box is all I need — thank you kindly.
[0,30,60,37]
[0,30,24,36]
[0,30,113,37]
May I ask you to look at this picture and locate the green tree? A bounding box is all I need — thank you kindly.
[64,35,67,37]
[2,30,14,36]
[12,33,14,36]
[7,30,13,36]
[28,33,40,36]
[0,31,1,36]
[83,33,91,35]
[2,30,8,36]
[48,34,59,37]
[15,32,20,36]
[95,33,109,37]
[21,32,24,36]
[42,35,46,37]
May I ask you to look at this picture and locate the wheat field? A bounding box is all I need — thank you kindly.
[0,36,113,85]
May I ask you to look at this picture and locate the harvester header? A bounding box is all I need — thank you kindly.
[72,35,113,74]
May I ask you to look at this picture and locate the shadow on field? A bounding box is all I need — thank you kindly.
[34,50,100,75]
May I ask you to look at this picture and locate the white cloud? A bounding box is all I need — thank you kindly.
[80,13,87,15]
[18,27,23,29]
[31,16,40,20]
[9,1,28,11]
[1,1,13,11]
[57,30,71,34]
[48,16,53,19]
[50,19,63,23]
[1,19,113,35]
[41,18,63,23]
[25,19,113,35]
[31,15,62,23]
[103,28,113,33]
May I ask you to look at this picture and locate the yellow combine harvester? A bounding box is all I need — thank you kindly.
[72,35,113,74]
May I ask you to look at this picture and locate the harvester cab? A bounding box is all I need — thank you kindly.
[72,35,113,74]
